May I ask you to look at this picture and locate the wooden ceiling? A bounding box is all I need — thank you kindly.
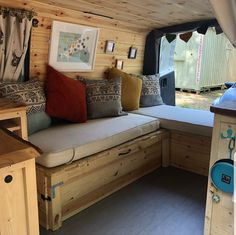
[35,0,214,31]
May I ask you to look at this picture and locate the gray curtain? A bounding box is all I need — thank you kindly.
[0,8,35,81]
[209,0,236,47]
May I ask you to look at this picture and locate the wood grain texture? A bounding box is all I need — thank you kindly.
[0,98,28,140]
[204,114,234,235]
[36,129,169,230]
[0,131,40,235]
[35,0,214,30]
[0,0,147,81]
[170,130,211,176]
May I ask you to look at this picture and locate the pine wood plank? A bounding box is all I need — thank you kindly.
[36,129,169,230]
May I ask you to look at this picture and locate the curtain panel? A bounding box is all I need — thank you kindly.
[209,0,236,48]
[0,8,36,81]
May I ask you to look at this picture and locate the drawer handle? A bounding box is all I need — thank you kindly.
[4,175,13,183]
[119,149,131,156]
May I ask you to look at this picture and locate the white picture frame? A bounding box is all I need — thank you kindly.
[49,20,99,72]
[116,59,124,70]
[105,40,115,54]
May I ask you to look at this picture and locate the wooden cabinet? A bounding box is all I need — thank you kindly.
[0,98,28,140]
[0,129,40,235]
[204,102,235,235]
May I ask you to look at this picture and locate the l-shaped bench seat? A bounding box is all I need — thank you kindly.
[30,105,214,231]
[31,113,169,230]
[132,104,214,176]
[132,104,214,137]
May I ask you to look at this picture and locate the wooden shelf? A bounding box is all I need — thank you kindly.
[0,98,28,140]
[0,120,21,132]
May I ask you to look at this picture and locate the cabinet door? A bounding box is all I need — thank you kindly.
[205,114,235,235]
[0,159,39,235]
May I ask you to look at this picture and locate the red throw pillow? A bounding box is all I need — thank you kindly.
[45,65,87,122]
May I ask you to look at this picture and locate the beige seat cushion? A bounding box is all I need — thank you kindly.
[30,113,160,168]
[131,105,214,136]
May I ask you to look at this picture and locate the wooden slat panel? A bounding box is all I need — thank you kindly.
[36,0,214,29]
[36,130,169,230]
[0,0,148,81]
[170,130,211,176]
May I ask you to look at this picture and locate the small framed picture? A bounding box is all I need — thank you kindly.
[105,40,115,54]
[128,47,138,59]
[116,59,124,70]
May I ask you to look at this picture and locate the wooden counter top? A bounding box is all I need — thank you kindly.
[0,129,41,168]
[210,100,236,117]
[0,97,26,113]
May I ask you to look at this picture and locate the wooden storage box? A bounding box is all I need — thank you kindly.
[170,130,212,176]
[36,129,169,230]
[0,129,40,235]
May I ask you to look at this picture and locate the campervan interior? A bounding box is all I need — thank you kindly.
[0,1,235,235]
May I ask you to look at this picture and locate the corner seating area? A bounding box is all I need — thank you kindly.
[31,104,213,230]
[0,66,214,231]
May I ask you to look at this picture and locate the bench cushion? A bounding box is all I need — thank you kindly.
[30,113,160,168]
[131,105,214,136]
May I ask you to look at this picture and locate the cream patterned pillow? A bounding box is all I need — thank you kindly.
[0,80,46,115]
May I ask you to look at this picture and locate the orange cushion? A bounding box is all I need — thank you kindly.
[46,65,87,123]
[107,68,142,111]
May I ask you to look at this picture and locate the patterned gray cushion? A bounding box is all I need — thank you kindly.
[78,77,126,119]
[134,74,163,107]
[0,80,51,134]
[0,80,46,115]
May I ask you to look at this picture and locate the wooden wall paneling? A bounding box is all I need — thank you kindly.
[36,0,214,29]
[35,0,159,29]
[0,0,148,32]
[0,0,148,81]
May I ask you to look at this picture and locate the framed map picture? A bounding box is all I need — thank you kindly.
[49,21,99,71]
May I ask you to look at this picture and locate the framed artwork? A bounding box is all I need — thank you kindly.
[105,40,115,54]
[128,47,138,59]
[49,20,99,72]
[116,59,124,70]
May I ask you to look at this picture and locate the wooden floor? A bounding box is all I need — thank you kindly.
[40,167,208,235]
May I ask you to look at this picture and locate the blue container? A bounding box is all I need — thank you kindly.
[211,159,234,194]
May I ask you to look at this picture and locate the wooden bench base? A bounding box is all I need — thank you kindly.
[36,129,169,231]
[170,130,211,176]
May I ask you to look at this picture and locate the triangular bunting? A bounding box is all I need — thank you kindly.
[179,32,193,43]
[197,24,208,35]
[166,34,176,43]
[215,25,223,34]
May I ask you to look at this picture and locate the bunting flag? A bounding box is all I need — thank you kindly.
[215,25,223,34]
[166,34,176,43]
[179,32,193,43]
[197,24,208,34]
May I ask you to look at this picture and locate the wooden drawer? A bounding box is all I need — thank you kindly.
[36,129,169,230]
